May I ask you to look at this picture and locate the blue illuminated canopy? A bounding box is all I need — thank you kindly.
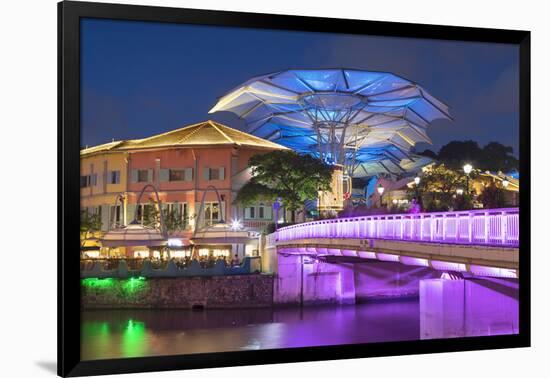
[209,69,451,176]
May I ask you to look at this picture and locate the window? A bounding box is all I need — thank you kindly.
[203,167,225,181]
[204,202,220,226]
[166,202,189,227]
[90,173,98,186]
[131,169,152,183]
[169,169,185,181]
[137,169,149,183]
[245,204,272,220]
[136,203,156,223]
[110,205,121,225]
[80,175,90,188]
[210,168,220,180]
[109,170,120,184]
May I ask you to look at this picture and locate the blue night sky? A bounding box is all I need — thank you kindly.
[81,18,519,155]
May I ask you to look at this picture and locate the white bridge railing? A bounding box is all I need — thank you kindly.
[275,208,519,247]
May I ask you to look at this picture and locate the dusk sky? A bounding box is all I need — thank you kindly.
[81,18,519,156]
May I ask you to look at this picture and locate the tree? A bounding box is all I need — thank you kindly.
[479,183,505,209]
[417,148,438,159]
[438,140,483,170]
[437,140,518,172]
[80,209,102,247]
[142,200,185,234]
[235,150,333,223]
[410,164,473,211]
[481,142,518,172]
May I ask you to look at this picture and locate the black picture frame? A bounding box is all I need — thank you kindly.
[58,1,531,376]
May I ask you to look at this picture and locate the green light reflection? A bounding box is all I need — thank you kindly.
[121,319,147,357]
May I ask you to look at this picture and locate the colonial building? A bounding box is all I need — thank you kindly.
[80,120,288,259]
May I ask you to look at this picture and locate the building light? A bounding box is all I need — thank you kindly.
[167,238,183,247]
[134,250,149,258]
[230,219,243,230]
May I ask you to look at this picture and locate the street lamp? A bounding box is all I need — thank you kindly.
[502,179,509,189]
[273,197,282,231]
[456,188,464,195]
[377,184,385,207]
[463,163,473,194]
[413,176,421,202]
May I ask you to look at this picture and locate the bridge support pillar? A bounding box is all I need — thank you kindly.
[274,253,356,306]
[419,278,519,339]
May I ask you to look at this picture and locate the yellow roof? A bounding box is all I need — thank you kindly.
[81,120,288,156]
[80,140,126,156]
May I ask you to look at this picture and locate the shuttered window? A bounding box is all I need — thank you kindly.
[169,169,185,181]
[203,167,225,181]
[133,169,152,183]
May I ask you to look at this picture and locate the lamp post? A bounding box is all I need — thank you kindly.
[463,163,473,194]
[377,184,385,208]
[273,197,282,231]
[414,176,421,201]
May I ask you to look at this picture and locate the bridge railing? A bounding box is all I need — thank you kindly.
[275,208,519,247]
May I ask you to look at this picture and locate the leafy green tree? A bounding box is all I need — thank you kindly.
[142,200,185,234]
[162,206,185,234]
[235,150,333,223]
[80,209,102,247]
[410,164,474,211]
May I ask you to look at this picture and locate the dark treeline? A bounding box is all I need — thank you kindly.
[417,140,518,173]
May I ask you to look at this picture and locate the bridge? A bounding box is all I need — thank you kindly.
[262,208,519,337]
[266,207,519,278]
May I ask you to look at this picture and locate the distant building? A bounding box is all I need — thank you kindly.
[80,120,288,259]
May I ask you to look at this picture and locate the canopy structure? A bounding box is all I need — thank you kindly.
[209,68,451,176]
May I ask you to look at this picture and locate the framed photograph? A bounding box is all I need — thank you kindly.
[58,1,530,376]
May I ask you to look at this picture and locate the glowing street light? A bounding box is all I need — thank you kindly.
[502,179,509,189]
[377,184,385,207]
[456,188,464,195]
[230,219,243,230]
[413,176,421,202]
[463,163,473,194]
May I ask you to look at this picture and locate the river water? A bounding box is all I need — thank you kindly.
[82,288,519,362]
[81,300,425,360]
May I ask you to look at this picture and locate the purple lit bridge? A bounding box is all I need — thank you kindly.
[267,208,519,279]
[264,208,520,336]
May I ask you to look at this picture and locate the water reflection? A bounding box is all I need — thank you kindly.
[81,300,421,360]
[82,279,519,361]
